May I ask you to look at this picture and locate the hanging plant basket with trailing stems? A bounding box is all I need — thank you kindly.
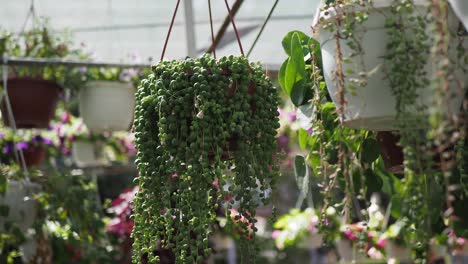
[132,54,280,263]
[0,20,88,129]
[448,0,468,30]
[311,0,467,131]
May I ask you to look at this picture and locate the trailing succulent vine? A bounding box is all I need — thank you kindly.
[132,54,280,263]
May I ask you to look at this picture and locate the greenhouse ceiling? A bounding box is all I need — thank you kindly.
[0,0,319,70]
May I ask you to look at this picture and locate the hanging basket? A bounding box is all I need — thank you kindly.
[23,146,47,168]
[298,234,323,249]
[72,139,107,168]
[312,0,467,131]
[79,81,135,133]
[0,180,41,233]
[385,241,412,263]
[335,239,368,263]
[376,132,404,174]
[1,77,61,129]
[448,0,468,30]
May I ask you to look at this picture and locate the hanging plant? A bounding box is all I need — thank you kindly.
[132,54,280,263]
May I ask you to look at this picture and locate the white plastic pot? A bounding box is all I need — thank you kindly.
[0,180,40,233]
[430,244,447,261]
[298,233,323,249]
[335,239,368,263]
[448,0,468,30]
[72,140,107,168]
[313,0,467,131]
[385,241,412,263]
[79,81,135,133]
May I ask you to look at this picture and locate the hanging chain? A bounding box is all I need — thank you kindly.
[207,0,216,59]
[223,0,245,56]
[160,0,181,62]
[2,58,31,182]
[247,0,279,58]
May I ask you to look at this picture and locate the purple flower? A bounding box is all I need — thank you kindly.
[277,135,289,153]
[32,135,43,144]
[307,128,313,135]
[287,112,296,122]
[78,67,87,74]
[119,69,138,82]
[16,141,29,150]
[2,142,14,154]
[0,132,4,139]
[43,138,53,145]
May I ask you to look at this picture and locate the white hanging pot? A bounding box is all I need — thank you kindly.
[79,81,135,133]
[335,239,367,263]
[298,233,323,249]
[448,0,468,30]
[429,244,447,261]
[0,180,40,234]
[385,241,412,263]
[312,0,467,131]
[72,140,107,168]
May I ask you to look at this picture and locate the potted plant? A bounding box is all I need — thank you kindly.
[378,220,413,263]
[0,164,42,263]
[52,112,136,167]
[131,54,280,263]
[0,19,87,129]
[272,208,322,250]
[0,129,56,168]
[448,0,468,30]
[79,55,150,133]
[311,0,467,131]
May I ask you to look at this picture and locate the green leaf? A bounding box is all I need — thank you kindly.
[361,137,381,164]
[291,33,306,78]
[284,57,298,95]
[278,59,288,94]
[282,31,311,56]
[298,128,309,150]
[290,80,305,106]
[0,205,9,217]
[308,153,321,177]
[364,169,383,195]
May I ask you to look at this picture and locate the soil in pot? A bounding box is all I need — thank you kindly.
[1,78,61,129]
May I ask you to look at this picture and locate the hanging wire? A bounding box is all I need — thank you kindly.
[2,61,30,182]
[207,0,216,59]
[19,0,36,35]
[223,0,245,56]
[246,0,279,58]
[160,0,181,62]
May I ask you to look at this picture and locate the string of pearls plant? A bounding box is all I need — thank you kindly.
[131,54,280,263]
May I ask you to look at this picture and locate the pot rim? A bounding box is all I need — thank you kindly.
[312,0,430,38]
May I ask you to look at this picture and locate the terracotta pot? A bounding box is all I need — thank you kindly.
[376,131,456,174]
[1,78,61,129]
[376,131,404,174]
[23,146,47,167]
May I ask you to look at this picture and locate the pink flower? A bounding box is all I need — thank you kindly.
[457,237,465,246]
[61,112,71,123]
[343,229,358,241]
[272,230,281,239]
[377,237,387,249]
